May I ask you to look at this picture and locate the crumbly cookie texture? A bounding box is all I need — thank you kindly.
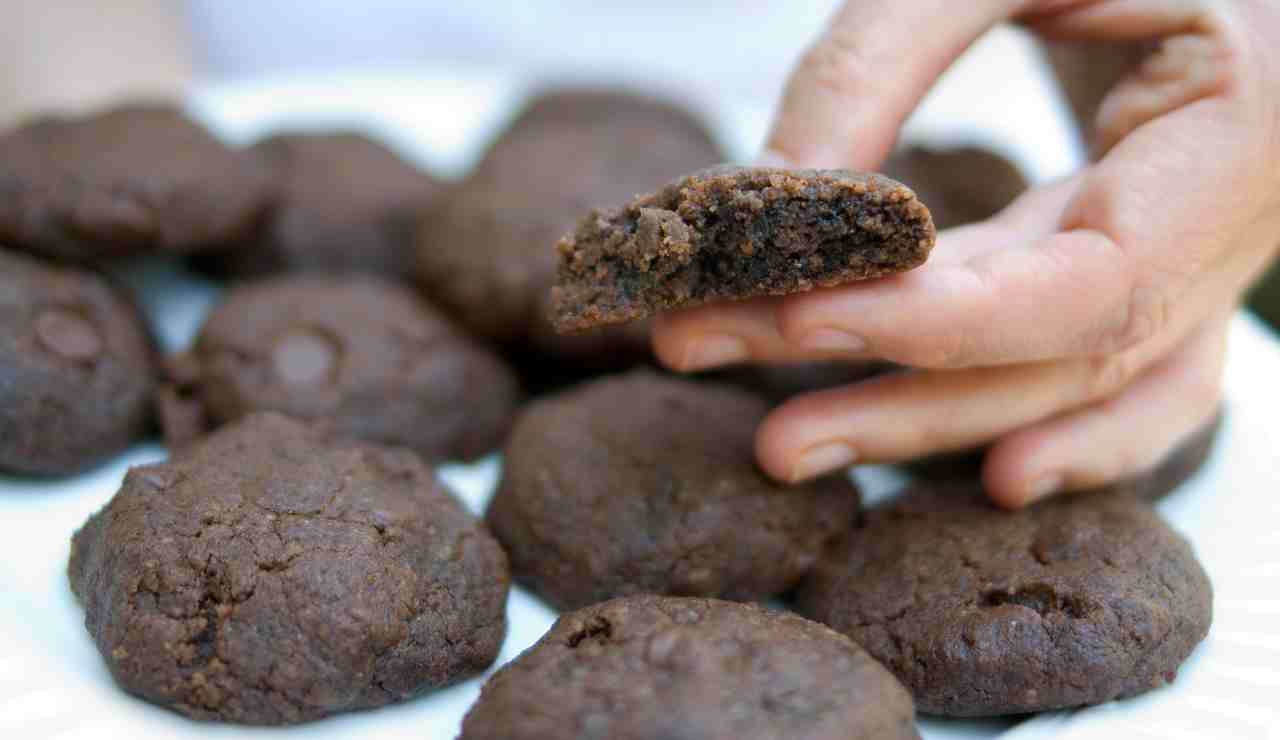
[551,165,935,332]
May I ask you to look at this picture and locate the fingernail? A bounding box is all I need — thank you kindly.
[1028,475,1063,503]
[754,148,792,167]
[800,328,867,353]
[681,334,748,371]
[790,442,858,483]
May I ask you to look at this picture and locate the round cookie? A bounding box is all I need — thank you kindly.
[795,484,1213,716]
[486,370,860,611]
[416,88,724,363]
[0,104,275,261]
[163,274,519,462]
[196,132,441,279]
[0,248,156,474]
[459,595,919,740]
[68,413,510,725]
[882,145,1027,230]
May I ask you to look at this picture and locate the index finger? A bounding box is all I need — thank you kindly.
[767,0,1019,169]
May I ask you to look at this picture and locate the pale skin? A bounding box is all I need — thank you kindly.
[653,0,1280,507]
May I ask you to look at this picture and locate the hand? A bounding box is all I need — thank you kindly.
[652,0,1280,507]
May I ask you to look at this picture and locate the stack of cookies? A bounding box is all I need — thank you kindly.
[0,90,1216,735]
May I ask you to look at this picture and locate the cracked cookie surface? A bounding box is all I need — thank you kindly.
[550,165,935,332]
[485,370,860,611]
[0,248,156,474]
[795,483,1212,716]
[161,274,519,462]
[68,413,510,724]
[459,595,919,740]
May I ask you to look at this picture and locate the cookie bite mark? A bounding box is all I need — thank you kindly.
[271,327,340,386]
[35,308,104,363]
[550,165,935,332]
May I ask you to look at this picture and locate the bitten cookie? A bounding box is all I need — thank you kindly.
[550,166,935,332]
[795,483,1213,716]
[459,595,919,740]
[0,248,156,474]
[708,147,1023,402]
[160,274,518,461]
[416,88,724,365]
[68,413,510,725]
[197,132,441,278]
[0,104,274,261]
[486,370,860,610]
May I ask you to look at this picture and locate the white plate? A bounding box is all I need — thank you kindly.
[3,29,1279,739]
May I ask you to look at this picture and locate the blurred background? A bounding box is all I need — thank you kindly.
[2,0,1277,329]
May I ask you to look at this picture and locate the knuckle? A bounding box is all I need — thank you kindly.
[899,337,975,369]
[1097,281,1171,354]
[1081,352,1141,401]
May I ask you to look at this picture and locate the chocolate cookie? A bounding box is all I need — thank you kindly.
[795,484,1213,716]
[0,104,275,261]
[459,595,919,740]
[0,248,156,474]
[416,88,724,362]
[486,370,860,611]
[883,146,1027,229]
[161,274,518,461]
[68,413,510,725]
[197,132,441,278]
[550,166,935,332]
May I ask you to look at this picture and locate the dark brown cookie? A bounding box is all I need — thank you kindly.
[883,146,1027,229]
[550,165,936,332]
[0,248,156,474]
[161,274,518,462]
[906,409,1223,503]
[68,413,510,725]
[459,595,919,740]
[416,88,724,364]
[0,104,275,262]
[795,484,1213,716]
[486,370,860,611]
[196,132,441,279]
